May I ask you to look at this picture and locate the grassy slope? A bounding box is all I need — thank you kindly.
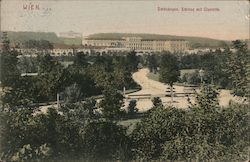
[59,37,82,45]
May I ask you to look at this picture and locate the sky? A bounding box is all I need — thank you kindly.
[1,0,249,40]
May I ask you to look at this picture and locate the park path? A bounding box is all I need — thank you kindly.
[38,68,243,113]
[125,68,241,112]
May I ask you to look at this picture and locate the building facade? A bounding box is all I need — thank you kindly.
[83,37,189,53]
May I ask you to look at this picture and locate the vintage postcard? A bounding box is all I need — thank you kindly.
[0,0,249,161]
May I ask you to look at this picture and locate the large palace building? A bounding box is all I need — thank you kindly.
[83,37,189,53]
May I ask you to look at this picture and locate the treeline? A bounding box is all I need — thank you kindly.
[0,39,249,162]
[0,39,140,107]
[0,85,249,162]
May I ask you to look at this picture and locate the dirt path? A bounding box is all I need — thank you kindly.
[125,68,242,112]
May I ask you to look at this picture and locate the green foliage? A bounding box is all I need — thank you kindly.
[81,121,131,161]
[179,43,249,92]
[192,84,219,110]
[0,45,20,87]
[0,108,54,161]
[179,50,232,88]
[132,107,187,160]
[180,54,201,69]
[181,70,201,85]
[24,40,53,50]
[63,83,82,103]
[126,51,140,72]
[159,53,180,86]
[226,40,250,97]
[2,38,249,162]
[113,66,133,89]
[37,54,56,74]
[60,100,97,123]
[9,144,51,162]
[3,31,62,44]
[131,85,249,161]
[99,86,125,120]
[68,66,99,99]
[0,104,131,161]
[1,52,139,106]
[1,77,37,107]
[200,49,231,86]
[88,54,139,91]
[73,52,89,68]
[147,54,158,73]
[35,54,72,102]
[127,100,138,115]
[151,97,163,109]
[0,40,39,107]
[17,56,38,73]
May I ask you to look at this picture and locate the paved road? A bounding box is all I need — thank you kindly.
[124,68,242,112]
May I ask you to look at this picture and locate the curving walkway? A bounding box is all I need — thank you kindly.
[125,68,242,112]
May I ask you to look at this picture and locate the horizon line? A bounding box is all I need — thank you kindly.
[1,30,249,41]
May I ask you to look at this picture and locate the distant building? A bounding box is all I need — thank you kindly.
[59,31,82,38]
[51,44,74,56]
[50,44,93,56]
[83,36,189,53]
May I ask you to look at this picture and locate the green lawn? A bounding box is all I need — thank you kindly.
[180,69,197,77]
[147,69,197,82]
[147,72,159,81]
[119,118,141,134]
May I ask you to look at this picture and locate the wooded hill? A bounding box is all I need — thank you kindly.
[1,31,82,45]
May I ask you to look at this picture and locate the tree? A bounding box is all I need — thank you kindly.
[113,66,136,90]
[0,37,36,107]
[131,107,187,160]
[200,49,231,86]
[131,85,249,161]
[37,54,55,74]
[226,40,250,97]
[0,38,20,87]
[200,52,217,84]
[67,62,100,98]
[60,99,98,124]
[147,54,158,73]
[0,107,53,161]
[24,40,53,52]
[73,52,89,68]
[36,54,72,102]
[159,53,180,103]
[151,97,163,109]
[126,51,139,72]
[82,121,131,161]
[63,83,82,103]
[179,54,201,69]
[191,84,219,111]
[17,56,38,73]
[1,76,37,107]
[127,100,138,115]
[99,85,125,120]
[181,70,201,85]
